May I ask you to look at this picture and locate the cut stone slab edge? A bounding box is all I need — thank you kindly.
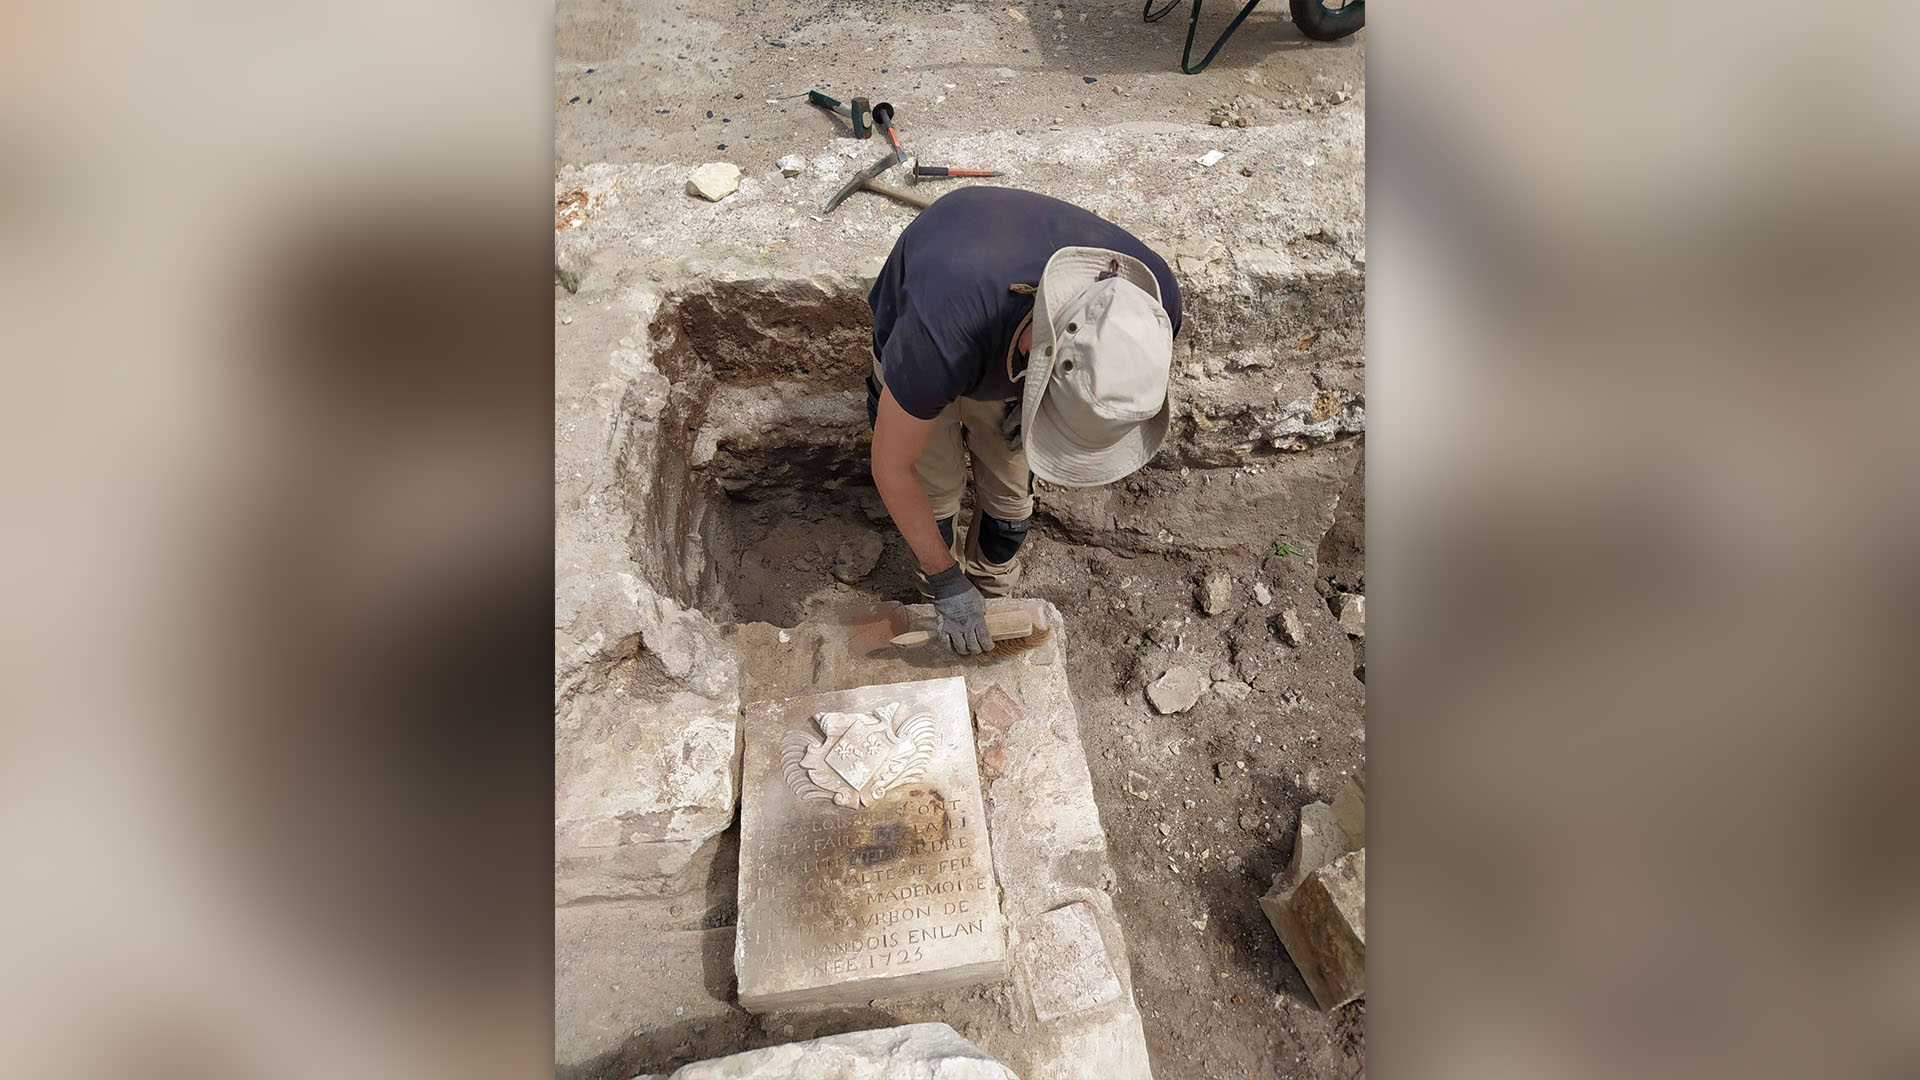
[665,1021,1018,1080]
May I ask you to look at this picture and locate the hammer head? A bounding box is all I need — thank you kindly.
[850,96,871,139]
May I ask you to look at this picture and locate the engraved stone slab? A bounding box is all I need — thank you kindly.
[736,676,1008,1011]
[1016,901,1123,1022]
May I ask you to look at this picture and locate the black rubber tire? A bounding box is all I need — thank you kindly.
[1289,0,1365,41]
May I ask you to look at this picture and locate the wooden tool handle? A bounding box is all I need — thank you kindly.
[865,180,936,210]
[890,609,1034,648]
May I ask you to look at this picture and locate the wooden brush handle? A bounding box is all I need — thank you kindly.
[890,609,1034,647]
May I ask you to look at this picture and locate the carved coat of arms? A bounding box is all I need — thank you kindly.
[781,701,937,809]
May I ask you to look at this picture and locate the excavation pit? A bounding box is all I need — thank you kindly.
[623,281,1366,630]
[560,272,1366,1079]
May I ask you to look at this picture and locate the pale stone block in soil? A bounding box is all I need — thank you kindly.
[1263,849,1366,1010]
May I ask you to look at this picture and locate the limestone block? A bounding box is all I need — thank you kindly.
[1264,849,1365,1010]
[555,682,740,851]
[668,1022,1018,1080]
[1273,801,1357,894]
[1330,770,1365,847]
[1146,666,1206,714]
[687,162,742,201]
[735,677,1007,1011]
[554,568,738,700]
[1333,593,1365,636]
[1015,901,1123,1022]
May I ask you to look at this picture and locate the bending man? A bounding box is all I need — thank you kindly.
[866,187,1183,654]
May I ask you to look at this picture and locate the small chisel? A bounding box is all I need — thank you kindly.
[869,101,909,164]
[912,165,1003,179]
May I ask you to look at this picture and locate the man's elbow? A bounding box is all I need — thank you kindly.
[870,440,905,484]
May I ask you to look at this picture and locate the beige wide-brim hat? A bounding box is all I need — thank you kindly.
[1023,246,1174,487]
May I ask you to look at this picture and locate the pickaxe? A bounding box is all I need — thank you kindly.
[822,152,936,215]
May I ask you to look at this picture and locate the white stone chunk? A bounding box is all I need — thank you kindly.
[687,162,742,201]
[1333,593,1365,636]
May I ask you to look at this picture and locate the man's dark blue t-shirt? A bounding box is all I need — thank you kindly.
[868,187,1182,420]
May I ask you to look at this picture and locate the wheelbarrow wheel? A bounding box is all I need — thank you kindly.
[1289,0,1364,41]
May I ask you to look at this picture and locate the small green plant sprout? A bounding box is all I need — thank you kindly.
[1274,540,1302,557]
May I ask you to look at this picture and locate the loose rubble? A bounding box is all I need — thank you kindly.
[1333,593,1365,636]
[1276,607,1307,647]
[1212,679,1253,702]
[831,531,886,583]
[777,153,805,177]
[1147,666,1208,714]
[686,162,742,201]
[1198,571,1233,616]
[1206,96,1260,128]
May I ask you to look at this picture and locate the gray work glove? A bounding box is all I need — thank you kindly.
[1000,399,1022,452]
[927,564,990,655]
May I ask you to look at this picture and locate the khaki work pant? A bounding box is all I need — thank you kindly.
[872,358,1032,596]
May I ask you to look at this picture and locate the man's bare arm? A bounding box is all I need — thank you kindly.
[871,387,957,574]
